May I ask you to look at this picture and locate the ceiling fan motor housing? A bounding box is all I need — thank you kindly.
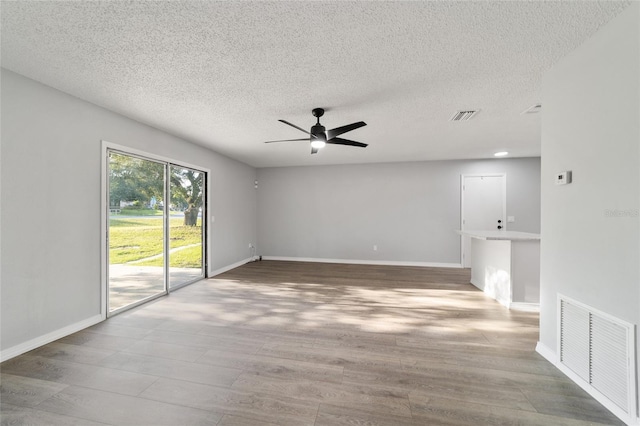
[311,124,326,141]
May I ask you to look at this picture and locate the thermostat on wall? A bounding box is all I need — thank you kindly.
[556,171,572,185]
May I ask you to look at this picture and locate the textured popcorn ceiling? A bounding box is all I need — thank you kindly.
[0,1,631,167]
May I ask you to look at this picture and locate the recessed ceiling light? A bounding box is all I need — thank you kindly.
[494,151,509,157]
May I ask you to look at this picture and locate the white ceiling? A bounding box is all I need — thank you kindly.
[1,1,631,168]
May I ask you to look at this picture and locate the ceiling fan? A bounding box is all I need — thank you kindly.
[265,108,368,154]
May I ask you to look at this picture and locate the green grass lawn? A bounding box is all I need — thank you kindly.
[118,208,164,216]
[136,244,202,268]
[109,216,202,267]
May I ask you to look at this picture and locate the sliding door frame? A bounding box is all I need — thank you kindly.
[168,163,208,292]
[106,150,168,316]
[100,140,210,319]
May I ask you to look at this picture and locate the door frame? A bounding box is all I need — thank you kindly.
[100,140,210,319]
[106,149,169,316]
[168,163,208,292]
[459,173,507,267]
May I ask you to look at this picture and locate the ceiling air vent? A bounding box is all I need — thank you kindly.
[450,110,479,121]
[522,104,542,114]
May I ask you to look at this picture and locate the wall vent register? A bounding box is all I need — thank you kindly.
[449,110,479,121]
[558,295,637,423]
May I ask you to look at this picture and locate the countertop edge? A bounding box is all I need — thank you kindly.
[456,230,541,241]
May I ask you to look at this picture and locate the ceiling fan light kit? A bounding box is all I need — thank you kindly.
[265,108,367,155]
[310,139,326,149]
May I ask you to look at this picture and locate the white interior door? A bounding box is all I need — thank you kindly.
[461,174,506,267]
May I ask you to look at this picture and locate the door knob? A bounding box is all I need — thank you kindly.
[497,225,503,230]
[497,220,502,223]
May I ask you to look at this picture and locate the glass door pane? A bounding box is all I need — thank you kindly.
[108,151,167,312]
[169,165,205,288]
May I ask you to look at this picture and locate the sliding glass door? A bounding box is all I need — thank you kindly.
[107,150,206,314]
[169,165,205,288]
[107,152,166,312]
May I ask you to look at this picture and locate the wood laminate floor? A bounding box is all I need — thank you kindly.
[1,261,623,425]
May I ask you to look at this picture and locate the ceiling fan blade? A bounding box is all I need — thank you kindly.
[264,138,309,143]
[327,121,366,140]
[311,147,319,154]
[327,137,368,148]
[279,119,311,135]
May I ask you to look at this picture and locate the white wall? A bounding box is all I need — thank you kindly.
[0,69,257,356]
[257,157,540,264]
[539,2,639,417]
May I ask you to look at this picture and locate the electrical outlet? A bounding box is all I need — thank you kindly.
[248,243,253,249]
[373,245,378,251]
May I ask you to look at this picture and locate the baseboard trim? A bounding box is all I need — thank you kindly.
[0,314,103,362]
[209,256,257,277]
[508,302,540,312]
[261,256,462,269]
[535,341,557,364]
[470,277,485,291]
